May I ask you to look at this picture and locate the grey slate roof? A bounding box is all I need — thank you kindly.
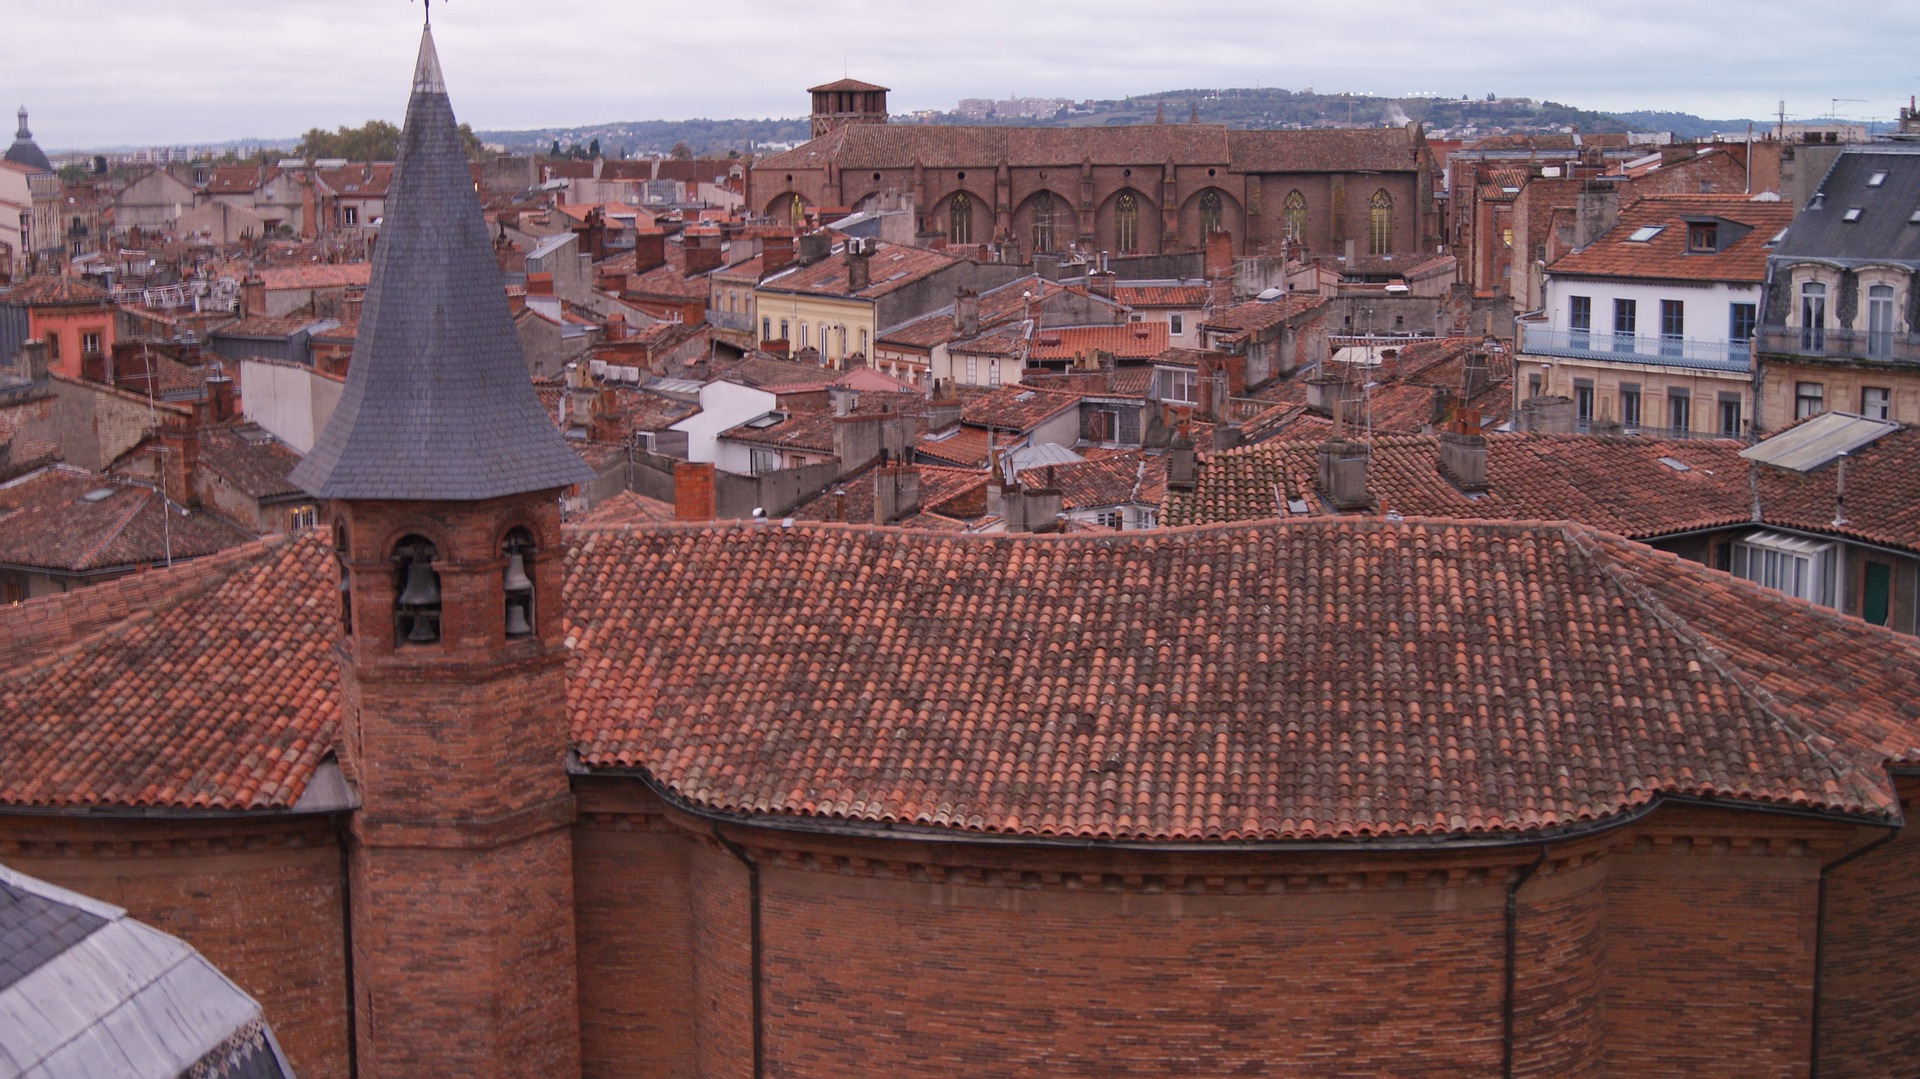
[3,108,51,174]
[290,27,590,501]
[1771,147,1920,267]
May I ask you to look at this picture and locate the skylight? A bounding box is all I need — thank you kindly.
[1910,209,1920,225]
[80,488,117,502]
[1868,170,1889,187]
[1656,457,1691,472]
[1626,225,1665,242]
[1843,208,1864,223]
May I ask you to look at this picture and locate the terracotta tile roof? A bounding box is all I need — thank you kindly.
[1022,367,1154,397]
[1111,285,1209,308]
[708,353,833,391]
[0,534,339,809]
[1744,424,1920,552]
[202,167,281,195]
[876,276,1065,350]
[1149,347,1223,370]
[1030,450,1165,510]
[3,275,113,306]
[197,427,304,500]
[719,410,838,453]
[1244,338,1514,435]
[1200,294,1325,335]
[1225,127,1425,173]
[562,517,1916,839]
[960,385,1081,432]
[211,313,334,338]
[1028,323,1168,361]
[256,263,371,291]
[1546,195,1793,284]
[315,163,394,197]
[761,124,1423,175]
[0,467,254,573]
[1162,433,1756,530]
[621,244,712,302]
[572,490,677,527]
[790,463,989,524]
[759,243,961,301]
[915,425,995,468]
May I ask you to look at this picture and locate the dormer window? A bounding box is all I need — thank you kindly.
[393,537,442,645]
[1686,221,1719,252]
[502,528,535,638]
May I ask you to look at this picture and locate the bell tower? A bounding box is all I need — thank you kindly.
[289,23,591,1078]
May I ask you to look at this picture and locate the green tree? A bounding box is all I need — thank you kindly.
[669,142,693,161]
[588,137,600,157]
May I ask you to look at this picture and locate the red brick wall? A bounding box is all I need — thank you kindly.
[0,813,350,1079]
[1818,781,1920,1078]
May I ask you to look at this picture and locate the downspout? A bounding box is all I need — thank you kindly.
[333,814,359,1079]
[1501,845,1548,1079]
[712,824,765,1079]
[1809,822,1900,1078]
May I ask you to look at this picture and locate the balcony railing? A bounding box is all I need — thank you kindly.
[1520,326,1750,373]
[705,309,754,333]
[1754,325,1920,365]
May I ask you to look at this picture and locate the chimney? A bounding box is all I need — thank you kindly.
[846,241,871,292]
[1516,394,1575,434]
[1436,412,1488,493]
[924,400,961,434]
[20,339,48,382]
[239,275,266,318]
[672,460,716,520]
[343,287,366,323]
[1462,347,1490,399]
[829,385,858,416]
[588,388,622,442]
[158,420,201,507]
[1167,440,1197,491]
[1006,484,1064,533]
[1205,228,1234,309]
[1377,348,1399,381]
[953,288,980,336]
[761,233,795,274]
[204,368,236,424]
[1315,438,1371,510]
[684,230,724,275]
[506,287,528,315]
[873,464,921,525]
[832,411,890,474]
[632,229,667,274]
[1088,269,1116,300]
[1573,181,1619,251]
[526,272,554,296]
[1305,372,1348,417]
[797,231,831,264]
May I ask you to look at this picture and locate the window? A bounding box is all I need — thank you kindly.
[797,322,808,349]
[1569,295,1592,345]
[1728,302,1757,346]
[779,318,790,341]
[1667,388,1691,434]
[1282,190,1306,243]
[343,206,358,226]
[1686,221,1718,252]
[289,505,316,531]
[1115,193,1139,253]
[1718,393,1743,438]
[988,360,1002,387]
[1613,298,1636,352]
[948,192,972,244]
[858,329,868,356]
[761,317,771,341]
[749,447,779,476]
[1731,531,1836,607]
[1573,378,1594,430]
[1842,208,1864,223]
[1867,284,1896,358]
[1086,408,1118,442]
[80,331,101,355]
[1627,225,1665,242]
[1162,367,1197,404]
[1799,281,1826,350]
[1869,170,1889,188]
[1620,383,1642,430]
[1794,381,1824,420]
[1095,509,1123,530]
[1199,190,1223,237]
[1169,314,1184,336]
[787,195,806,227]
[46,334,58,361]
[1368,190,1393,254]
[501,528,535,639]
[1527,372,1542,399]
[965,355,979,385]
[1862,386,1892,420]
[1031,192,1055,253]
[1659,299,1684,357]
[1864,560,1893,625]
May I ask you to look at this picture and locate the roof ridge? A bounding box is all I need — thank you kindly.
[1559,526,1894,815]
[70,486,157,572]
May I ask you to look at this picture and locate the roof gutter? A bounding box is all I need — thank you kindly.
[582,765,1896,856]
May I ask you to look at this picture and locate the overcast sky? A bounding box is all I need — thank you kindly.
[9,1,1918,149]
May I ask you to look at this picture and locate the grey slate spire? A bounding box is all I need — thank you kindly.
[291,26,590,501]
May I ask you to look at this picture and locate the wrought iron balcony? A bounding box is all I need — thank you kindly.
[1753,325,1920,365]
[1519,326,1750,373]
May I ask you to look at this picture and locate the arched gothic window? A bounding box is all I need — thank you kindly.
[787,195,806,227]
[334,524,352,634]
[1116,193,1138,253]
[1283,191,1306,243]
[1369,190,1393,255]
[949,193,972,244]
[1031,192,1055,254]
[1199,191,1223,238]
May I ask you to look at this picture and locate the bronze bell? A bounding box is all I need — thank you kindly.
[502,552,533,593]
[406,613,438,643]
[397,561,440,607]
[504,600,532,638]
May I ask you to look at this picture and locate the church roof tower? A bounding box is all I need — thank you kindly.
[290,26,589,501]
[5,107,52,173]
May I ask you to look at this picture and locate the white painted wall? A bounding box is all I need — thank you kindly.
[669,380,778,470]
[240,359,341,454]
[1543,276,1762,346]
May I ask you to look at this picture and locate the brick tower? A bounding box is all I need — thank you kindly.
[808,77,889,139]
[289,24,591,1078]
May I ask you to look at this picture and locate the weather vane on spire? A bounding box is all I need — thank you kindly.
[418,0,437,26]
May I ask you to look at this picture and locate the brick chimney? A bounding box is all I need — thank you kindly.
[673,460,716,520]
[846,240,872,292]
[797,232,831,264]
[632,229,667,274]
[1315,438,1371,510]
[1088,270,1116,300]
[684,229,724,275]
[1517,394,1575,434]
[761,233,795,274]
[1166,439,1197,491]
[1436,411,1488,493]
[872,463,921,525]
[19,338,48,382]
[204,368,236,424]
[239,274,266,317]
[587,388,622,442]
[1205,227,1234,309]
[1003,481,1064,533]
[158,420,201,506]
[832,410,890,474]
[526,272,554,296]
[343,287,366,323]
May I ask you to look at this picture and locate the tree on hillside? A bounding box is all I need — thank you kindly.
[669,142,693,161]
[297,118,489,162]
